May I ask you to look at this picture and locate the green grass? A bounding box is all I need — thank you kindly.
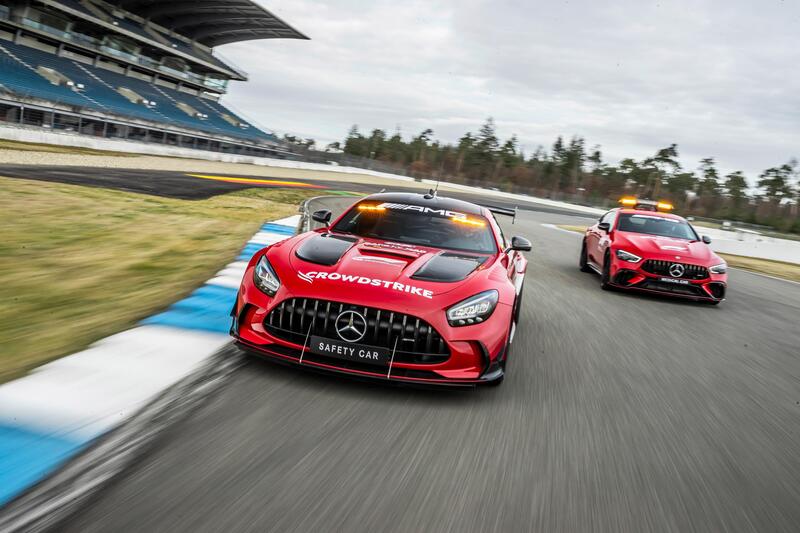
[554,225,800,282]
[717,254,800,283]
[0,176,317,382]
[557,225,589,234]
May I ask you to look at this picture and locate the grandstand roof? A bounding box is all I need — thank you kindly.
[115,0,309,47]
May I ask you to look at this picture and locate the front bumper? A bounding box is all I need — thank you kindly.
[610,261,727,302]
[231,286,512,387]
[232,336,504,387]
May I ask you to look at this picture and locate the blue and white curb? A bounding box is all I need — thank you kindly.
[0,214,300,507]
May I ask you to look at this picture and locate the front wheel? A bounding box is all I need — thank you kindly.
[487,341,510,387]
[512,284,524,324]
[579,241,591,272]
[600,251,613,290]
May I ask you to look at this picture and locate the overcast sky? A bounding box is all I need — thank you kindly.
[219,0,799,179]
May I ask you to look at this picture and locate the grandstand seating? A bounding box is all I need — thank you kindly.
[0,39,276,143]
[0,42,94,110]
[46,0,235,75]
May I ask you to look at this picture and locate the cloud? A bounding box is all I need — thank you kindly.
[220,0,800,179]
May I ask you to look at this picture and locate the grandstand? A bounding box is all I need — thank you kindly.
[0,0,307,157]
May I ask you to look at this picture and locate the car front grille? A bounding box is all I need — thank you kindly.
[641,259,709,280]
[638,279,707,297]
[264,298,450,364]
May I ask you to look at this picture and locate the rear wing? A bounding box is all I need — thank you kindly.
[481,204,517,224]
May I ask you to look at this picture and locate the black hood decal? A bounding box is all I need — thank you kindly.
[295,234,357,266]
[411,253,487,282]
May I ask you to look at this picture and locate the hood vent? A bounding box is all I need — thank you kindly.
[411,253,487,282]
[295,234,357,266]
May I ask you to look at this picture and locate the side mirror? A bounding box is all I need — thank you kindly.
[598,222,611,232]
[509,236,532,252]
[702,235,712,244]
[311,209,332,226]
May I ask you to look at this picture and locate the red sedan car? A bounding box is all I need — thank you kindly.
[579,200,727,304]
[231,192,531,386]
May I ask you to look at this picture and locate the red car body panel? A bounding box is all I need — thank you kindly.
[584,208,728,302]
[231,193,528,386]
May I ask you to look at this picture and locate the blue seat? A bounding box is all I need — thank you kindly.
[0,39,274,144]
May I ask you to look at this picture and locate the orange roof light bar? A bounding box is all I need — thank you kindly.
[358,204,387,212]
[451,216,486,227]
[619,197,674,212]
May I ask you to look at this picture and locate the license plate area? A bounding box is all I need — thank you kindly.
[309,336,392,366]
[658,277,690,285]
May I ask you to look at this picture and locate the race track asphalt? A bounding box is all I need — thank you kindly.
[48,190,800,532]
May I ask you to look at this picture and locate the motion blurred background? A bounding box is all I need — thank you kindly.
[0,1,799,532]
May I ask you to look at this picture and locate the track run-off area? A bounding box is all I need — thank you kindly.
[1,164,798,532]
[0,165,800,532]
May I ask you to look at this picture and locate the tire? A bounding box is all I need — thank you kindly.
[600,250,613,290]
[512,284,524,324]
[487,344,509,387]
[486,374,505,387]
[579,240,591,272]
[489,286,522,388]
[502,331,512,370]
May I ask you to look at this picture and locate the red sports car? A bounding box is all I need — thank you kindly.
[579,200,727,303]
[231,192,531,386]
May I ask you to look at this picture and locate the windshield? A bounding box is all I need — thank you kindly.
[332,202,498,254]
[616,214,699,240]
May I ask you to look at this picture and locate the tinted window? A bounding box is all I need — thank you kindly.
[493,215,507,249]
[332,202,497,254]
[598,210,616,229]
[617,214,699,240]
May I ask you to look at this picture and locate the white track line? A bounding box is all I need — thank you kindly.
[249,231,291,245]
[0,326,229,439]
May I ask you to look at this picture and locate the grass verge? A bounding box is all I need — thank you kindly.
[0,176,317,382]
[557,225,588,234]
[554,225,800,283]
[717,254,800,283]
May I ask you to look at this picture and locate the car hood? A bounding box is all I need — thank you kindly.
[615,232,719,263]
[270,232,500,306]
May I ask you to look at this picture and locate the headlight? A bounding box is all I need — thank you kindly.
[709,263,727,274]
[447,290,498,326]
[615,249,642,263]
[253,255,280,295]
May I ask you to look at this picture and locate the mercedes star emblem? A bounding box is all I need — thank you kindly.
[669,263,685,278]
[335,310,367,343]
